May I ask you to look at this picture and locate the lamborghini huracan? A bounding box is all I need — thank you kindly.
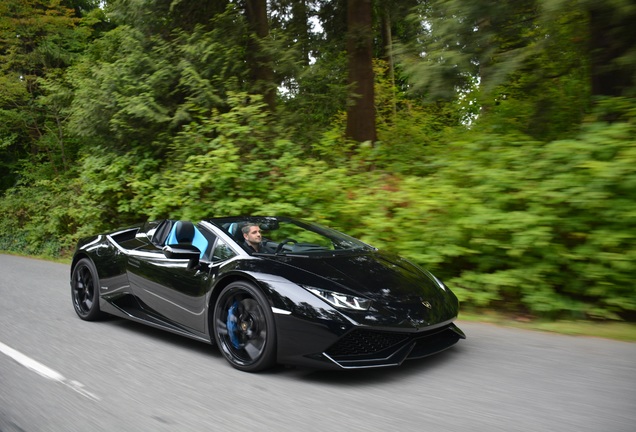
[70,216,465,372]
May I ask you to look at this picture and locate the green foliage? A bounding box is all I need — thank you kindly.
[73,148,162,230]
[68,26,174,145]
[67,6,257,153]
[0,172,78,257]
[397,0,592,140]
[0,0,98,191]
[265,99,634,321]
[280,49,350,145]
[1,0,635,323]
[337,114,636,320]
[143,93,351,221]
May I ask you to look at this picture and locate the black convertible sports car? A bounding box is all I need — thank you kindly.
[70,216,465,372]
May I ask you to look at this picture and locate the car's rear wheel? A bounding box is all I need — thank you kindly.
[71,258,104,321]
[213,281,276,372]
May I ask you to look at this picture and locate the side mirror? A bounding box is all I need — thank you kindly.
[163,244,200,268]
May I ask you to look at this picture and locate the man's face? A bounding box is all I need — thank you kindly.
[244,225,262,246]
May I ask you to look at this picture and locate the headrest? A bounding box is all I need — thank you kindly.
[174,221,195,243]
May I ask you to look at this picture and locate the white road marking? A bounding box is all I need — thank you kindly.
[0,341,100,401]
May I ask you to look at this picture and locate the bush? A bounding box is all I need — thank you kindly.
[1,95,634,321]
[341,120,636,320]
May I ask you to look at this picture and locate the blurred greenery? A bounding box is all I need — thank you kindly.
[458,312,636,342]
[1,0,635,323]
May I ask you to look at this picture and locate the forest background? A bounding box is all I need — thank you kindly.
[1,0,635,322]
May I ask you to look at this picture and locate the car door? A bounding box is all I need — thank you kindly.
[127,231,216,333]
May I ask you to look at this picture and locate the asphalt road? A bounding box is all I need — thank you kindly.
[1,254,634,432]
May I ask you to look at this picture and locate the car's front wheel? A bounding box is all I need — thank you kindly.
[71,258,104,321]
[213,281,276,372]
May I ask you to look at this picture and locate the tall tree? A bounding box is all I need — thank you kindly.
[345,0,376,143]
[270,0,313,67]
[586,0,636,97]
[67,4,259,151]
[0,0,93,188]
[244,0,276,110]
[394,0,598,139]
[106,0,229,36]
[377,0,423,119]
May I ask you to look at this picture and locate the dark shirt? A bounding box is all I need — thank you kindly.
[243,241,261,253]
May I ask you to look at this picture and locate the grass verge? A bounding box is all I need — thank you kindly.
[460,310,636,342]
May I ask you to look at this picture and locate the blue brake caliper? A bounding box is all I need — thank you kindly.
[226,300,241,348]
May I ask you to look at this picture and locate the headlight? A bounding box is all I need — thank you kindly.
[306,288,371,311]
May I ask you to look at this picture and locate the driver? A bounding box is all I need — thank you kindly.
[242,223,264,253]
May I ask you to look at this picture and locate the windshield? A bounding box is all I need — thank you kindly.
[208,216,375,256]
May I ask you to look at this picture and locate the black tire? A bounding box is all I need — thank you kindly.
[71,258,104,321]
[213,281,277,372]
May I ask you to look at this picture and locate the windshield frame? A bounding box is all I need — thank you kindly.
[205,216,376,256]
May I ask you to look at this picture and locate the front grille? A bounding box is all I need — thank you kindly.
[323,324,463,369]
[409,328,462,359]
[326,329,409,358]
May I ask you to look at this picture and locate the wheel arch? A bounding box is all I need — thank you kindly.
[206,270,291,358]
[70,252,92,279]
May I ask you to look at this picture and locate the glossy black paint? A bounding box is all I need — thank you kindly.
[70,217,465,370]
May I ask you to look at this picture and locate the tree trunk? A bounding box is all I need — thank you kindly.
[588,3,636,97]
[345,0,376,143]
[381,5,397,119]
[291,0,311,67]
[244,0,276,110]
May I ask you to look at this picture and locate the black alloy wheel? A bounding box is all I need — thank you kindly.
[71,258,104,321]
[213,281,276,372]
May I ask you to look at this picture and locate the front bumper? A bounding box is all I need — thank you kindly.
[322,322,465,369]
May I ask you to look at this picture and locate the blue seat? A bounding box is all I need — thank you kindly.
[227,222,247,244]
[165,221,208,259]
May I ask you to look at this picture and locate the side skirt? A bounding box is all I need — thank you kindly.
[100,295,212,344]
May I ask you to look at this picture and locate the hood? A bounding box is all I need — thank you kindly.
[281,250,437,297]
[267,250,459,328]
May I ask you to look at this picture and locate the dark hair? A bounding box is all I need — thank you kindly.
[241,223,259,235]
